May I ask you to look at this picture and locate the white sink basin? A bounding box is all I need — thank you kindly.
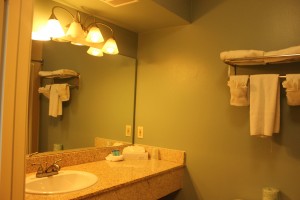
[25,170,98,194]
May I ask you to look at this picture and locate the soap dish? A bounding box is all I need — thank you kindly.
[105,154,124,162]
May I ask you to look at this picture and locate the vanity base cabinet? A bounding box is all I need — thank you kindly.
[85,168,184,200]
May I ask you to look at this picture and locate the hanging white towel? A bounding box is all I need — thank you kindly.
[49,84,70,117]
[250,74,280,137]
[227,75,249,106]
[282,74,300,106]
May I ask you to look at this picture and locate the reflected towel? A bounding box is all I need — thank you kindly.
[250,74,280,136]
[38,85,51,98]
[49,84,70,117]
[282,74,300,106]
[227,75,249,106]
[39,69,78,78]
[220,50,265,61]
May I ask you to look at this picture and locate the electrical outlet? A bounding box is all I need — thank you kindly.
[125,125,131,137]
[137,126,144,138]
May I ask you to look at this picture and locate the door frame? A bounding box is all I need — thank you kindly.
[0,0,33,199]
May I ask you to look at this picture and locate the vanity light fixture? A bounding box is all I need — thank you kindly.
[34,6,119,56]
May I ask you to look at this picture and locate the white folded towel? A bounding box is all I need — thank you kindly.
[227,75,249,106]
[265,45,300,56]
[220,50,265,61]
[282,74,300,106]
[39,69,78,78]
[250,74,280,137]
[264,45,300,63]
[49,84,70,117]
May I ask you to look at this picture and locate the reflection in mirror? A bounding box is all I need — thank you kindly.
[28,0,137,153]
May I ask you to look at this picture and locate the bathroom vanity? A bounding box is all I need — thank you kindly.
[25,145,185,200]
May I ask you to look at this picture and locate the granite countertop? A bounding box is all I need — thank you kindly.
[25,159,184,200]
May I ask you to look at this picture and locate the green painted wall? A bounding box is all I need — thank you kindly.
[136,0,300,199]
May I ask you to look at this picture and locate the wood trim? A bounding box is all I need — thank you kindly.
[0,0,33,199]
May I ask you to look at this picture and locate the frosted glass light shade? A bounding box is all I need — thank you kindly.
[86,27,104,43]
[32,32,51,41]
[32,26,51,41]
[47,19,65,38]
[87,47,103,57]
[102,38,119,55]
[66,21,85,38]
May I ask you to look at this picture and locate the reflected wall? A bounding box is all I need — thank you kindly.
[38,41,136,152]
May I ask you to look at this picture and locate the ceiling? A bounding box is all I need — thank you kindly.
[53,0,190,33]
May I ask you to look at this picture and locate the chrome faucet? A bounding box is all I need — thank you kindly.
[32,159,62,178]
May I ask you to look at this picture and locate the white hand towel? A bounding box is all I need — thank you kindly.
[227,75,249,106]
[38,85,51,98]
[49,85,59,117]
[57,84,70,116]
[250,74,280,136]
[49,84,70,117]
[282,74,300,106]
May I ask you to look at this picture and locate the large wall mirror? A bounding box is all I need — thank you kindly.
[28,0,137,153]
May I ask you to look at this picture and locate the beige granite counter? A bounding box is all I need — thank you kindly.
[25,159,184,200]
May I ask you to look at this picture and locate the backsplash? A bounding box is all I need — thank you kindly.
[26,144,185,173]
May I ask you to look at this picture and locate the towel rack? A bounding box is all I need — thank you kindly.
[31,59,44,65]
[224,53,300,66]
[225,53,300,79]
[227,65,287,79]
[39,70,80,88]
[46,76,80,88]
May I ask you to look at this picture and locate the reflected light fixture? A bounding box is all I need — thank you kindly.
[86,26,104,43]
[33,6,119,57]
[102,37,119,55]
[47,9,66,38]
[87,47,103,57]
[32,25,51,41]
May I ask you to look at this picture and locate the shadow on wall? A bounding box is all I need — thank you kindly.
[161,168,202,200]
[191,0,228,21]
[273,97,300,160]
[279,192,292,200]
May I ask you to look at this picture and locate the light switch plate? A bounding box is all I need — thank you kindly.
[125,125,131,137]
[137,126,143,138]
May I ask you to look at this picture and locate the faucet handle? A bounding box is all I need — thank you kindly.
[27,152,39,158]
[31,163,44,174]
[54,159,62,164]
[53,159,62,171]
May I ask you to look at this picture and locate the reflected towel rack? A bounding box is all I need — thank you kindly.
[39,70,80,88]
[31,59,44,65]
